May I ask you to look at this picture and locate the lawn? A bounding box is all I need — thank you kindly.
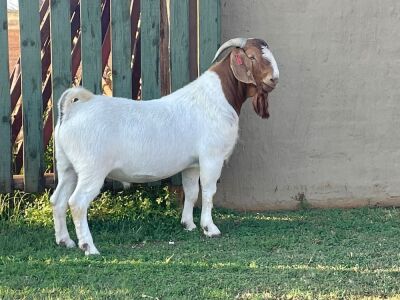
[1,189,400,299]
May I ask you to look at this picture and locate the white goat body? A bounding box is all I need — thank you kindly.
[51,71,239,254]
[57,72,238,184]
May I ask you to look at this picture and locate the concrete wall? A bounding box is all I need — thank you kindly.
[216,0,400,210]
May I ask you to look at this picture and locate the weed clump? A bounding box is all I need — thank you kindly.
[0,185,180,228]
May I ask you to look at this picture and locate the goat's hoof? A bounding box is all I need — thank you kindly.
[80,243,100,256]
[181,221,197,231]
[57,238,76,248]
[202,225,221,238]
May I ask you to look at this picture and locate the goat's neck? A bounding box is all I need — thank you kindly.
[210,57,253,116]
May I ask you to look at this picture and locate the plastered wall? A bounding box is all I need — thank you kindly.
[216,0,400,210]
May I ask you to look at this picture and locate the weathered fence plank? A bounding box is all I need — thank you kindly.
[50,0,72,123]
[19,0,44,192]
[80,0,102,94]
[11,0,51,147]
[141,0,160,100]
[199,0,221,74]
[50,0,72,178]
[111,0,132,99]
[0,2,12,192]
[110,0,132,190]
[141,0,161,186]
[170,0,190,93]
[170,0,190,185]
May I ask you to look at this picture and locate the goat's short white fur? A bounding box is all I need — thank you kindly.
[261,46,279,79]
[50,71,239,255]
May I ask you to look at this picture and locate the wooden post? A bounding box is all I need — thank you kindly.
[50,0,72,181]
[111,0,132,99]
[141,0,161,186]
[140,0,160,100]
[170,0,190,92]
[110,0,132,190]
[170,0,190,185]
[50,0,72,121]
[198,0,221,74]
[19,0,45,192]
[0,2,13,192]
[80,0,102,94]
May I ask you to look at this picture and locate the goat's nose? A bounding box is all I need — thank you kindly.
[270,77,279,84]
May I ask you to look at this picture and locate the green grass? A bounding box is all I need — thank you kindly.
[1,190,400,299]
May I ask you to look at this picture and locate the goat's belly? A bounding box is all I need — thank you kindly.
[107,171,166,183]
[107,160,197,184]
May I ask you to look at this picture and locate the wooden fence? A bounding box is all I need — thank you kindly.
[0,0,220,193]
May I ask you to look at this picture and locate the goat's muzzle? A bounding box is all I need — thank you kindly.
[262,82,275,93]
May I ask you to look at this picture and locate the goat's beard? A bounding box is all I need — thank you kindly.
[252,91,269,119]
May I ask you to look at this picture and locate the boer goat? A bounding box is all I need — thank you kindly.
[50,37,279,255]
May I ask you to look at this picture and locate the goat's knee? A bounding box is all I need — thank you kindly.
[68,197,86,220]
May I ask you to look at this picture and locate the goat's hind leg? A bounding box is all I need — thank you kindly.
[68,174,104,255]
[50,162,77,248]
[181,167,200,231]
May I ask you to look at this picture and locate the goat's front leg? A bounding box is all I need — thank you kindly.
[199,158,224,237]
[181,167,200,231]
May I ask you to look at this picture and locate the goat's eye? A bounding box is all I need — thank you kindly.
[250,56,256,61]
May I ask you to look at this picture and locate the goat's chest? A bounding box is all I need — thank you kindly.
[200,119,239,160]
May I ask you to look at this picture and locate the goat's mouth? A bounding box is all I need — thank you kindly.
[262,83,275,93]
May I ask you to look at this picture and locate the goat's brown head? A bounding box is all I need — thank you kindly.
[212,38,279,119]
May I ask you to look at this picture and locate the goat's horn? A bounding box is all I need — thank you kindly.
[212,37,248,63]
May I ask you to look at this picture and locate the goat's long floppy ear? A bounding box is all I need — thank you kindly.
[229,48,256,85]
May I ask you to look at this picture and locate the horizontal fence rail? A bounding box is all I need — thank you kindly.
[0,0,220,193]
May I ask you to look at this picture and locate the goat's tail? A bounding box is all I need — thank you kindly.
[57,86,94,125]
